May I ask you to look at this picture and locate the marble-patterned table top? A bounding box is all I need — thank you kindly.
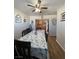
[18,30,48,59]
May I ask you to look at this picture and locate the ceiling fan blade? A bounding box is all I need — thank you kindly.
[38,0,41,4]
[32,9,35,12]
[27,4,34,7]
[41,7,48,9]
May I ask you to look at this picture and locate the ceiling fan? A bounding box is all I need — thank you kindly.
[27,0,48,13]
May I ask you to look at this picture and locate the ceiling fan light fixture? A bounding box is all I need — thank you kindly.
[27,0,47,13]
[35,8,41,12]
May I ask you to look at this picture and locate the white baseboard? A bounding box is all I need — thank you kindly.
[56,40,65,52]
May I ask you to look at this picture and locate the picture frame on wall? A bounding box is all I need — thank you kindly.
[24,19,27,22]
[15,15,22,23]
[52,18,57,25]
[61,12,65,21]
[23,19,29,22]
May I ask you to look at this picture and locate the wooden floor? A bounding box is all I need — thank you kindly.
[48,36,65,59]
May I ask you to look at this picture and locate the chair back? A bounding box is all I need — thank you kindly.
[22,28,32,36]
[14,40,31,59]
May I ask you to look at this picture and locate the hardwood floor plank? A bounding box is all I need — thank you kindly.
[48,36,65,59]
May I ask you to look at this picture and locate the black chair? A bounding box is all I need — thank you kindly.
[45,32,48,42]
[22,28,32,36]
[14,40,31,59]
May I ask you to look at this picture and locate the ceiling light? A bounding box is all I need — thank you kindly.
[35,8,41,12]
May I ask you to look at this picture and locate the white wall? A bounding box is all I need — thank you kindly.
[49,18,56,36]
[14,8,30,39]
[56,5,65,51]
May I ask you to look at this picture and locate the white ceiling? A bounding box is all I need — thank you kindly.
[14,0,65,16]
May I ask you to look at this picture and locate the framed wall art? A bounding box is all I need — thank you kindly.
[52,18,57,25]
[61,12,65,21]
[15,15,22,23]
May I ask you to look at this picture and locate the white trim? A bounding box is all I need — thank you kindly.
[56,40,65,52]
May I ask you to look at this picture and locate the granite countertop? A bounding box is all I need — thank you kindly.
[18,30,48,59]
